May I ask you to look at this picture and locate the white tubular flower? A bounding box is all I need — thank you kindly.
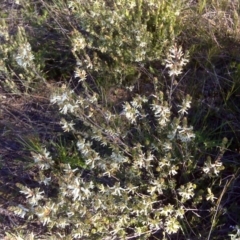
[149,179,163,194]
[67,211,75,218]
[162,141,172,152]
[110,183,125,196]
[76,138,86,151]
[60,103,76,114]
[60,119,75,132]
[177,126,195,143]
[203,157,224,176]
[160,204,174,217]
[74,68,87,82]
[14,205,29,218]
[126,183,139,194]
[36,203,56,226]
[128,1,136,9]
[40,177,51,185]
[72,230,84,239]
[88,92,98,103]
[167,129,177,140]
[50,92,69,105]
[165,217,181,234]
[169,165,178,176]
[72,34,87,52]
[158,157,170,168]
[104,110,115,122]
[28,188,44,206]
[121,102,139,124]
[206,188,216,202]
[178,183,196,202]
[32,148,54,170]
[68,177,81,201]
[151,103,170,127]
[131,95,144,109]
[19,186,34,199]
[178,95,192,115]
[77,139,92,157]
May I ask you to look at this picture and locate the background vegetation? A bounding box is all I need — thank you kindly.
[0,0,240,239]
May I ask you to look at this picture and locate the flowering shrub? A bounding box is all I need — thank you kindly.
[10,44,227,239]
[3,0,234,239]
[68,0,182,86]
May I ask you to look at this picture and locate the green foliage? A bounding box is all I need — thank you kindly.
[51,137,86,169]
[67,0,183,87]
[0,21,45,93]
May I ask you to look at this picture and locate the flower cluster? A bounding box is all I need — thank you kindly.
[165,44,189,77]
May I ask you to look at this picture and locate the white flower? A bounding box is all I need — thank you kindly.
[88,92,98,103]
[71,187,81,201]
[50,92,69,105]
[110,183,125,196]
[60,119,75,132]
[41,177,51,185]
[121,102,139,123]
[165,44,188,77]
[128,1,136,9]
[206,188,216,202]
[50,95,61,104]
[14,205,29,218]
[19,186,34,199]
[169,165,178,176]
[126,184,139,194]
[76,139,86,150]
[139,41,147,48]
[77,139,92,156]
[32,148,54,170]
[104,111,115,122]
[28,188,44,206]
[203,158,223,176]
[178,96,191,115]
[158,157,170,168]
[151,103,170,127]
[74,68,86,81]
[177,126,195,143]
[36,204,56,226]
[60,103,76,114]
[67,211,75,218]
[160,204,174,217]
[162,141,172,152]
[72,230,84,238]
[178,183,196,202]
[165,217,180,234]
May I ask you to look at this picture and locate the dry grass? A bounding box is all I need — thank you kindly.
[0,83,62,238]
